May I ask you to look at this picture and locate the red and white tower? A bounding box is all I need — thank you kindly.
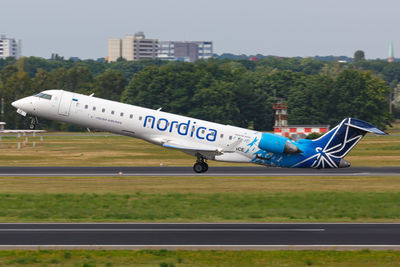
[273,102,288,136]
[273,102,329,139]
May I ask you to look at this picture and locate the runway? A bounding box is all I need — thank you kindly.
[0,223,399,250]
[0,166,399,177]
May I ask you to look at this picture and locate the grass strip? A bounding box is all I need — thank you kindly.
[1,192,400,222]
[0,176,400,194]
[1,250,400,266]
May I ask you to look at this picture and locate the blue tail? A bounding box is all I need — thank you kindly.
[292,118,386,168]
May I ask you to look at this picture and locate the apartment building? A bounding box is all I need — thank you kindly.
[0,35,21,59]
[158,41,213,62]
[107,39,122,62]
[107,32,158,62]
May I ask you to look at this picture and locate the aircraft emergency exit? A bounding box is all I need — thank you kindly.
[12,90,386,173]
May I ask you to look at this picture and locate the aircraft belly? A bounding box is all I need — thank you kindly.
[181,150,216,160]
[214,153,251,163]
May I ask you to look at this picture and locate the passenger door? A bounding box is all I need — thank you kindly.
[58,91,73,116]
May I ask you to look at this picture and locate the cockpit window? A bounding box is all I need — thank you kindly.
[34,93,52,100]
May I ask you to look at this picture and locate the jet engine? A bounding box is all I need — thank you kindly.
[258,132,301,154]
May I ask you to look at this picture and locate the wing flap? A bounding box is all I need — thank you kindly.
[163,142,217,152]
[151,137,242,159]
[162,140,220,153]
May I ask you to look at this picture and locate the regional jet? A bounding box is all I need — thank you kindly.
[12,90,385,173]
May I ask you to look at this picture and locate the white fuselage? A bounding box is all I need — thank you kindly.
[13,90,262,163]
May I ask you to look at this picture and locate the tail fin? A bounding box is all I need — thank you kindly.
[296,118,386,168]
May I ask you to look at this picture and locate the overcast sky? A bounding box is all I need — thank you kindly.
[2,0,399,59]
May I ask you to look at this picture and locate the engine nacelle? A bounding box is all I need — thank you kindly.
[258,132,301,154]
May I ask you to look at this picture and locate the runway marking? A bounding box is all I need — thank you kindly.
[0,228,325,232]
[0,173,399,177]
[0,245,400,250]
[0,222,398,225]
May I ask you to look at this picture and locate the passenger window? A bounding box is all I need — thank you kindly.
[102,108,105,113]
[220,134,224,138]
[139,116,142,120]
[120,112,124,117]
[201,130,205,134]
[85,105,88,109]
[129,114,133,119]
[111,111,115,115]
[229,136,232,140]
[93,107,96,111]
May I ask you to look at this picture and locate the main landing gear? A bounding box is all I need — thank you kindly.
[193,154,208,173]
[29,116,39,129]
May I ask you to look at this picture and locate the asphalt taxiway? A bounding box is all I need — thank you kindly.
[0,166,399,177]
[0,223,399,250]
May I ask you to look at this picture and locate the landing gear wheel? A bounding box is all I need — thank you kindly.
[193,153,209,173]
[193,162,209,173]
[201,162,208,172]
[193,162,204,173]
[29,117,39,130]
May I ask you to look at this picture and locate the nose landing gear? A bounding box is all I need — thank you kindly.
[29,116,39,129]
[193,154,209,173]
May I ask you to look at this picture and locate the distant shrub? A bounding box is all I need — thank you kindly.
[63,252,71,259]
[50,258,60,264]
[305,132,324,139]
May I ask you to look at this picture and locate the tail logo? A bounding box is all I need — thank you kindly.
[293,119,364,168]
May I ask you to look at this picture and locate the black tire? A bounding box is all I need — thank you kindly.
[201,162,208,173]
[193,162,204,173]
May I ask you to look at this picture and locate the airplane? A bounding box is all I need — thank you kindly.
[11,89,386,173]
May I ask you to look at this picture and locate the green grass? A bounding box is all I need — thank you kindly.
[1,192,400,222]
[388,120,400,134]
[2,176,400,194]
[0,176,399,222]
[1,250,400,266]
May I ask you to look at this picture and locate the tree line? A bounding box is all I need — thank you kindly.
[0,55,395,131]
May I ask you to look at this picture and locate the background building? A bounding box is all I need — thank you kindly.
[158,41,213,62]
[388,41,394,63]
[196,41,213,60]
[107,32,158,62]
[0,35,21,59]
[107,38,122,62]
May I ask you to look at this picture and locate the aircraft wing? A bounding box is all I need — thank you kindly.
[152,138,242,159]
[162,140,222,158]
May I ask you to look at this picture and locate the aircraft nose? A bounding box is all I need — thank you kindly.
[11,99,22,109]
[11,97,30,110]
